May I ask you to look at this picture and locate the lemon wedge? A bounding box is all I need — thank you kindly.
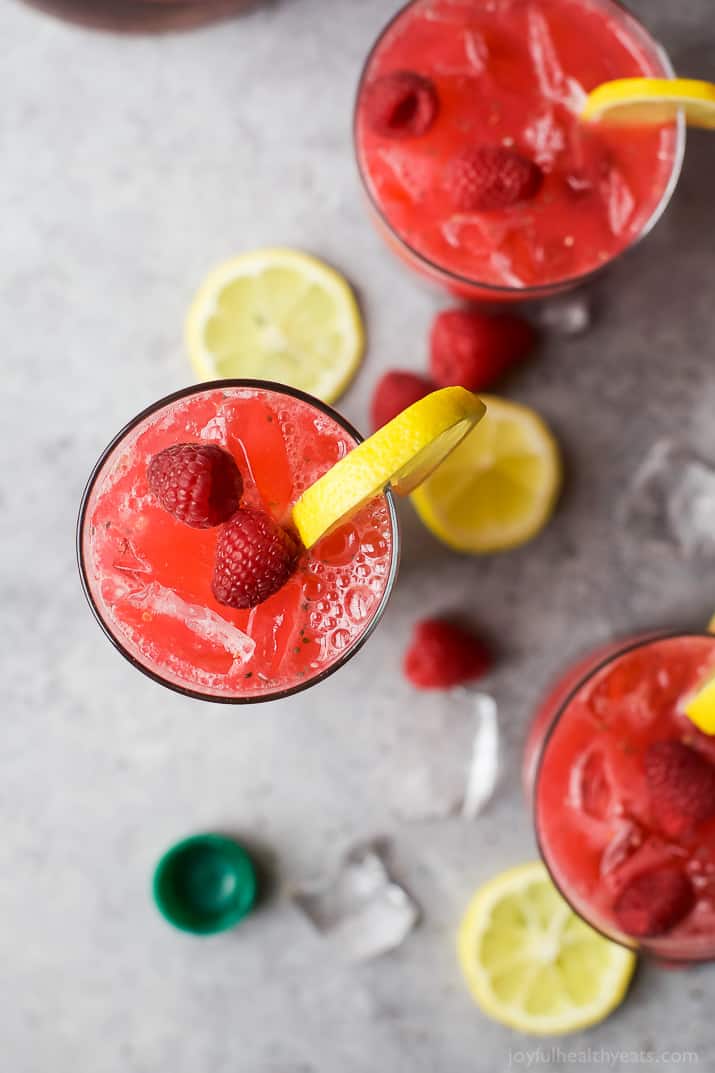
[581,77,715,128]
[708,613,715,634]
[186,248,364,404]
[458,862,636,1037]
[411,395,561,553]
[685,675,715,735]
[292,386,485,548]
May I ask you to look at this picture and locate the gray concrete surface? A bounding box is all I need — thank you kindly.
[3,0,715,1069]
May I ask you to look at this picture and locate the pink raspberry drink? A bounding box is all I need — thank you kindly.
[355,0,683,301]
[529,634,715,961]
[78,382,399,702]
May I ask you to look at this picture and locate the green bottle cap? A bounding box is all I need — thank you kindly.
[152,834,257,935]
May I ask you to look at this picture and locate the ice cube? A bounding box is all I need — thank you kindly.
[464,29,488,73]
[534,292,592,336]
[112,537,152,575]
[527,7,587,114]
[619,440,715,559]
[371,686,500,821]
[600,166,636,237]
[376,148,431,202]
[199,411,228,445]
[523,109,567,171]
[291,842,419,961]
[601,819,644,877]
[461,692,500,819]
[125,581,255,665]
[430,28,489,75]
[567,745,613,821]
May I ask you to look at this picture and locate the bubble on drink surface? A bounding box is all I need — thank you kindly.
[618,439,715,559]
[290,841,419,961]
[346,586,374,624]
[534,292,592,336]
[370,686,499,821]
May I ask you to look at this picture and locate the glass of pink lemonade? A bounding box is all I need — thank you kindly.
[77,381,399,702]
[526,633,715,962]
[354,0,684,302]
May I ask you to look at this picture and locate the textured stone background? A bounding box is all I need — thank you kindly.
[3,0,715,1069]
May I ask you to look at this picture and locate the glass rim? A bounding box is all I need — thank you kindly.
[76,378,402,705]
[532,629,715,958]
[352,0,686,299]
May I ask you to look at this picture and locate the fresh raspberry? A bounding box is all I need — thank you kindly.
[147,443,243,529]
[444,146,543,212]
[370,370,435,432]
[644,740,715,838]
[211,508,300,610]
[403,618,492,690]
[429,308,535,391]
[362,70,439,138]
[613,867,695,938]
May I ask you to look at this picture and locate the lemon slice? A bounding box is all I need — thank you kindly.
[709,613,715,634]
[186,248,364,404]
[292,386,485,548]
[581,77,715,128]
[411,395,561,554]
[458,862,636,1037]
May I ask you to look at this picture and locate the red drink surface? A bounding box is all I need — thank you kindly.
[355,0,679,299]
[80,385,396,701]
[533,635,715,960]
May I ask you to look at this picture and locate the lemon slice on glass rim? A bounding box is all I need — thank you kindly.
[457,862,636,1036]
[292,386,486,548]
[581,77,715,128]
[186,248,364,404]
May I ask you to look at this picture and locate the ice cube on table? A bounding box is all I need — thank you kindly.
[534,292,592,336]
[290,842,419,961]
[461,692,500,819]
[619,440,715,559]
[371,685,500,821]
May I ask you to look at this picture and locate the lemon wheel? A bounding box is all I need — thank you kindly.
[186,248,364,404]
[411,395,561,553]
[458,862,636,1036]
